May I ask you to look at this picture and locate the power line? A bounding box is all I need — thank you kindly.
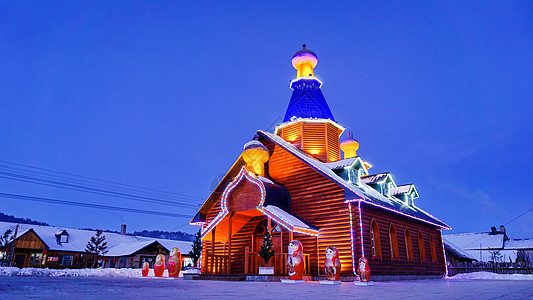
[0,160,203,200]
[0,171,199,208]
[0,192,193,219]
[0,164,196,202]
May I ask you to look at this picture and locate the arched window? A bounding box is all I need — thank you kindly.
[405,228,414,261]
[370,219,382,258]
[418,231,426,262]
[429,234,437,263]
[389,224,399,260]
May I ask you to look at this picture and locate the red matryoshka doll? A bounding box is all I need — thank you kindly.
[357,257,371,282]
[167,247,182,278]
[324,246,341,281]
[153,254,166,277]
[141,262,150,277]
[287,240,304,280]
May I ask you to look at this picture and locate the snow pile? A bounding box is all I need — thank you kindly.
[0,267,160,278]
[448,271,533,281]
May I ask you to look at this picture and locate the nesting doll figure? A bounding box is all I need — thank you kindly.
[167,247,182,278]
[357,257,371,282]
[154,254,166,277]
[324,246,341,281]
[286,240,304,280]
[141,262,150,277]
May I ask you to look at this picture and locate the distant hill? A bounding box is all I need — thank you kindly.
[0,212,49,226]
[133,230,194,242]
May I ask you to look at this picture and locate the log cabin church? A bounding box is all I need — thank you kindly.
[191,45,451,280]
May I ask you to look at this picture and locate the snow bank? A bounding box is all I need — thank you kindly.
[447,271,533,281]
[0,267,162,278]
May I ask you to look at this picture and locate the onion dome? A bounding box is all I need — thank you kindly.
[291,44,318,78]
[340,132,359,159]
[242,140,270,176]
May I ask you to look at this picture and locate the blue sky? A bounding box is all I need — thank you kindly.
[1,1,532,238]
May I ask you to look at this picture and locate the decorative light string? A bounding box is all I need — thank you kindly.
[348,202,356,275]
[440,228,448,276]
[358,200,365,257]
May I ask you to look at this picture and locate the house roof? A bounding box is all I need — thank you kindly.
[283,77,335,122]
[443,239,478,261]
[257,130,450,229]
[443,232,505,250]
[391,184,419,199]
[0,221,192,256]
[361,173,392,185]
[505,238,533,250]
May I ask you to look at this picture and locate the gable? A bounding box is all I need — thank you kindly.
[14,229,48,250]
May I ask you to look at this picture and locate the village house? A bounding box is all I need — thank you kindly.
[191,45,451,280]
[0,221,192,269]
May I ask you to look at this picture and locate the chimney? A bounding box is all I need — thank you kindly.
[490,227,498,235]
[499,225,506,234]
[120,224,127,235]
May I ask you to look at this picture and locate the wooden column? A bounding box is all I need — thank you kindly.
[267,217,272,235]
[227,213,234,274]
[211,228,216,273]
[290,231,294,242]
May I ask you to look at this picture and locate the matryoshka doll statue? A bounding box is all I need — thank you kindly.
[286,240,304,280]
[357,257,371,282]
[141,262,150,277]
[167,248,182,278]
[153,254,166,277]
[324,246,341,281]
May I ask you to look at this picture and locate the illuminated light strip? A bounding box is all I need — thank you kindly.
[348,203,356,275]
[358,200,365,258]
[289,76,323,88]
[259,206,319,237]
[201,167,267,238]
[440,228,448,277]
[274,118,345,135]
[189,221,206,226]
[260,130,451,230]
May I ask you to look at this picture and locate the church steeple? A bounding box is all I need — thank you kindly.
[283,44,336,123]
[276,45,344,163]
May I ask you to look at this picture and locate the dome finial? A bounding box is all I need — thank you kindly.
[292,44,318,78]
[341,132,359,159]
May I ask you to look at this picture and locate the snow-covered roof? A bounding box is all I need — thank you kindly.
[391,184,413,195]
[263,205,317,231]
[443,233,505,250]
[443,239,478,261]
[361,173,390,185]
[258,131,450,229]
[324,157,358,170]
[505,238,533,250]
[0,221,192,257]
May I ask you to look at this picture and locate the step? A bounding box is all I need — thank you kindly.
[192,274,246,281]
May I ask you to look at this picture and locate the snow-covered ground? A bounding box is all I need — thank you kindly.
[0,276,532,299]
[0,267,167,277]
[447,271,533,281]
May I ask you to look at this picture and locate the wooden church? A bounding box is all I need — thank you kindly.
[191,45,450,280]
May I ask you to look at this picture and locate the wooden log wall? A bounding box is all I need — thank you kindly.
[326,123,341,162]
[261,136,354,276]
[358,202,446,275]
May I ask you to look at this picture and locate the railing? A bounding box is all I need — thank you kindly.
[244,246,310,275]
[204,252,229,274]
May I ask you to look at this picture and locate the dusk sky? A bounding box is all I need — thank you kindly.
[1,2,532,238]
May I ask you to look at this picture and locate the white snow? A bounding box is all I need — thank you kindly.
[0,221,192,257]
[0,267,153,277]
[447,271,533,281]
[264,205,314,230]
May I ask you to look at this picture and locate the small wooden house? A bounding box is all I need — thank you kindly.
[191,45,450,280]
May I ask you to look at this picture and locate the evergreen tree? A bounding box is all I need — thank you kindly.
[85,230,108,268]
[0,228,15,266]
[258,231,275,267]
[188,229,202,268]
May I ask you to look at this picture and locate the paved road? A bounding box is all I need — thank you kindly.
[0,277,532,299]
